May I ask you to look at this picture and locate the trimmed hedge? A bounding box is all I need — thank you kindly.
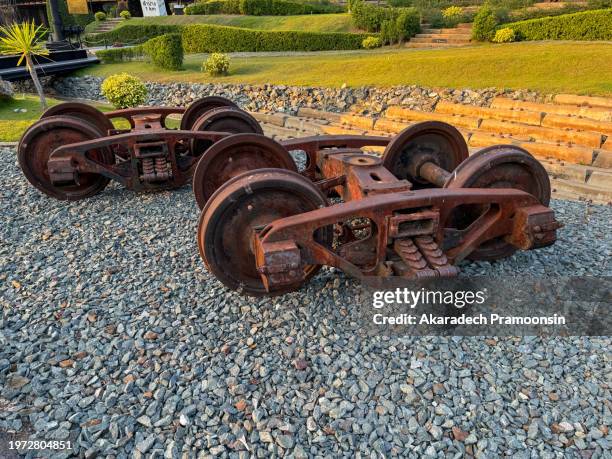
[96,45,145,63]
[503,9,612,41]
[143,33,183,70]
[185,0,343,15]
[185,0,241,15]
[182,24,370,52]
[87,24,180,45]
[239,0,344,15]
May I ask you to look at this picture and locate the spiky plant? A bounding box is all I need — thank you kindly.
[0,21,49,109]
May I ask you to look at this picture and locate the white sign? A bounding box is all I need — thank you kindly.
[140,0,167,16]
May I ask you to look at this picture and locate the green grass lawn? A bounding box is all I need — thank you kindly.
[81,41,612,95]
[0,95,180,142]
[97,13,356,33]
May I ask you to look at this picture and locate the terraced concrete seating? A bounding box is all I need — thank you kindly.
[492,97,612,122]
[406,23,472,49]
[252,93,612,203]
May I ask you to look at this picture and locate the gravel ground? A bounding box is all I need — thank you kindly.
[1,146,610,458]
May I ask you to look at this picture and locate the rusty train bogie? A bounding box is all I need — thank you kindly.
[193,121,561,296]
[18,96,262,200]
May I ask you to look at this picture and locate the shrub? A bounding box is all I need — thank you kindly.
[182,24,370,52]
[143,33,183,70]
[120,10,131,19]
[351,2,420,37]
[96,45,145,63]
[95,11,106,21]
[204,53,230,75]
[395,8,420,40]
[502,9,612,41]
[380,19,399,44]
[185,0,241,15]
[472,5,498,41]
[442,6,463,27]
[492,27,515,43]
[87,24,181,44]
[507,4,586,23]
[352,2,394,32]
[421,8,444,28]
[387,0,412,6]
[101,73,147,109]
[238,0,344,15]
[362,36,382,48]
[587,0,612,8]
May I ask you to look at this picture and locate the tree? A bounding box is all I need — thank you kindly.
[0,21,49,109]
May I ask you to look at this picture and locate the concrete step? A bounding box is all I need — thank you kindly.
[541,113,612,137]
[553,94,612,109]
[415,33,472,39]
[435,101,543,126]
[478,118,604,148]
[385,107,480,129]
[551,178,612,204]
[421,27,471,34]
[492,97,612,122]
[405,42,470,48]
[410,37,471,44]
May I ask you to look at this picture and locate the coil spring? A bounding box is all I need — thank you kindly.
[142,158,155,175]
[154,157,166,174]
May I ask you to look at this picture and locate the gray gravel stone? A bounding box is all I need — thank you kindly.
[0,146,610,457]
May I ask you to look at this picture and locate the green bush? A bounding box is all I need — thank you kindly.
[472,5,498,41]
[487,0,534,8]
[588,0,612,8]
[95,11,107,21]
[182,24,370,52]
[88,24,181,44]
[492,27,515,43]
[185,0,241,15]
[421,8,444,27]
[362,36,382,48]
[395,8,420,40]
[351,2,394,32]
[380,19,399,44]
[96,45,145,63]
[143,33,183,70]
[351,2,420,37]
[507,4,586,23]
[120,10,131,19]
[387,0,412,6]
[238,0,344,15]
[502,9,612,41]
[101,73,147,108]
[204,53,230,75]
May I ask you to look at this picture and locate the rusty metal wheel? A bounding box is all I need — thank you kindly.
[443,145,551,261]
[41,102,114,135]
[180,96,238,131]
[197,168,332,296]
[18,117,114,200]
[382,121,468,188]
[190,107,263,156]
[192,133,297,209]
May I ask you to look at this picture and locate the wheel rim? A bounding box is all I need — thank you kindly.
[180,96,238,131]
[382,121,468,188]
[198,168,332,296]
[192,133,297,209]
[18,117,114,200]
[444,145,551,261]
[41,102,114,135]
[190,107,263,156]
